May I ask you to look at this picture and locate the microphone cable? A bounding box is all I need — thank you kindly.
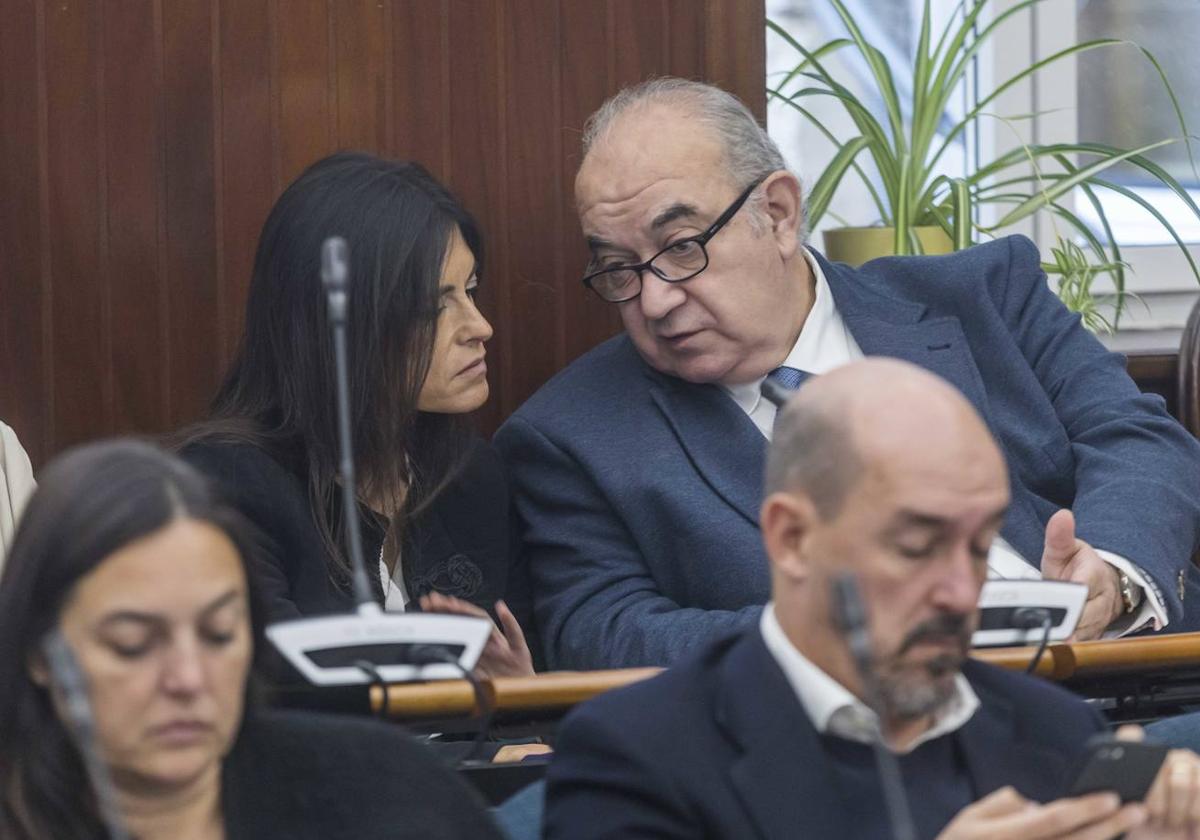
[409,645,495,763]
[1013,607,1054,675]
[41,631,132,840]
[832,574,918,840]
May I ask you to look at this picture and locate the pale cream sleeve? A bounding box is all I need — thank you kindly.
[0,421,36,569]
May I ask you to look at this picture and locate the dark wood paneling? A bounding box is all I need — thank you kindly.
[277,0,334,185]
[391,0,448,175]
[706,0,767,118]
[45,0,108,450]
[162,0,220,428]
[0,0,767,466]
[105,0,165,434]
[219,0,274,366]
[447,0,508,430]
[333,0,390,152]
[559,0,624,363]
[505,0,563,412]
[0,0,48,464]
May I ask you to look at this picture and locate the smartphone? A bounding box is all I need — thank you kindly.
[1066,737,1169,803]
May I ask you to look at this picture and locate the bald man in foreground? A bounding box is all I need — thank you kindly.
[544,360,1200,840]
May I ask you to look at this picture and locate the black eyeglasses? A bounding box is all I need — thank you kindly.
[581,177,766,303]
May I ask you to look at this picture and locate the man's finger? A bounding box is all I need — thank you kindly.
[1115,725,1145,743]
[495,600,528,648]
[1042,509,1079,579]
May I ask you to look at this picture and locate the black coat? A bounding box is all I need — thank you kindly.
[183,436,531,626]
[223,709,503,839]
[544,625,1106,839]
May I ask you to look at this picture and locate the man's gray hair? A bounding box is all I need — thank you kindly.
[765,398,863,519]
[582,77,789,198]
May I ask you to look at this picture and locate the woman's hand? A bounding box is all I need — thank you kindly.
[418,592,535,679]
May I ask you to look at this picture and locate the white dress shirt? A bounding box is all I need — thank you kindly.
[724,249,1165,637]
[378,547,410,611]
[760,603,979,752]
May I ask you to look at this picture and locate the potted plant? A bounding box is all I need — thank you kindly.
[768,0,1200,328]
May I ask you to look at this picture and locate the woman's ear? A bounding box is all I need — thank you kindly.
[27,652,49,688]
[760,490,817,584]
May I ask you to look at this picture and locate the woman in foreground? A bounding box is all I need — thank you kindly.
[0,440,503,839]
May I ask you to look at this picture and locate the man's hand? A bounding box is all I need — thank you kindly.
[418,593,535,679]
[1041,509,1123,641]
[1117,725,1200,839]
[936,786,1145,839]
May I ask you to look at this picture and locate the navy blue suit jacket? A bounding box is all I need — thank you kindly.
[543,627,1106,840]
[495,236,1200,669]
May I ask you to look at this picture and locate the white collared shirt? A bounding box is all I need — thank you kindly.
[725,249,1165,637]
[759,603,979,752]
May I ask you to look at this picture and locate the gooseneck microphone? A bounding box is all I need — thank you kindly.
[41,631,132,840]
[264,238,491,691]
[832,574,918,840]
[760,376,794,410]
[321,237,377,614]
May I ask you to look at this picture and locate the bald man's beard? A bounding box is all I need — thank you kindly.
[874,613,971,722]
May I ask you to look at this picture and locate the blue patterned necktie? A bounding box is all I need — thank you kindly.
[768,365,811,391]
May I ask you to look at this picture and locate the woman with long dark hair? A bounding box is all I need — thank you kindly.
[0,439,502,839]
[178,151,532,677]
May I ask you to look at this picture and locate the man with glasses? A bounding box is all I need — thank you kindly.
[494,77,1200,670]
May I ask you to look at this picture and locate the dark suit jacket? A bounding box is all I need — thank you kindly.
[184,436,529,625]
[495,236,1200,669]
[224,709,503,839]
[543,627,1106,840]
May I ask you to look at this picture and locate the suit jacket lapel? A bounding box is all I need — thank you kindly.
[717,631,849,840]
[956,667,1071,798]
[648,373,766,527]
[817,252,992,421]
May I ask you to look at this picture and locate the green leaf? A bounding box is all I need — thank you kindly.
[980,139,1174,228]
[767,97,889,222]
[805,136,873,229]
[825,0,908,155]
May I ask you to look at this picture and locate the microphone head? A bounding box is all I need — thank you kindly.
[760,377,793,409]
[321,236,349,293]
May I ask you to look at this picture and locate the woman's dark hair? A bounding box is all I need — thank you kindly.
[176,151,482,587]
[0,439,265,840]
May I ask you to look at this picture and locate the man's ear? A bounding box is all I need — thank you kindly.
[761,490,818,584]
[761,171,804,260]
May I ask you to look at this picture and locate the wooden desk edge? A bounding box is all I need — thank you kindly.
[372,635,1200,719]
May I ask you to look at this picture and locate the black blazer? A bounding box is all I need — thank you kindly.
[544,626,1106,840]
[223,709,503,839]
[183,436,527,623]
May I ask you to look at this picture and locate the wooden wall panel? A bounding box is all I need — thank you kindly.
[218,0,274,364]
[105,0,165,434]
[446,0,508,431]
[505,0,564,412]
[162,0,221,429]
[0,0,767,466]
[559,0,623,363]
[277,0,333,184]
[45,0,108,450]
[0,1,48,465]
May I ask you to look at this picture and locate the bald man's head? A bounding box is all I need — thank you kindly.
[764,359,1007,517]
[760,359,1011,726]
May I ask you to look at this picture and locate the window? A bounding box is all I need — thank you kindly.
[766,0,1200,346]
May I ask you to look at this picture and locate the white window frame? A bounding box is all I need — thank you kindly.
[979,0,1200,344]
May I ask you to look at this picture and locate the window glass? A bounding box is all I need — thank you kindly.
[1076,0,1200,245]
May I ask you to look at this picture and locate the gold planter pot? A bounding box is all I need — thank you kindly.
[822,226,955,266]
